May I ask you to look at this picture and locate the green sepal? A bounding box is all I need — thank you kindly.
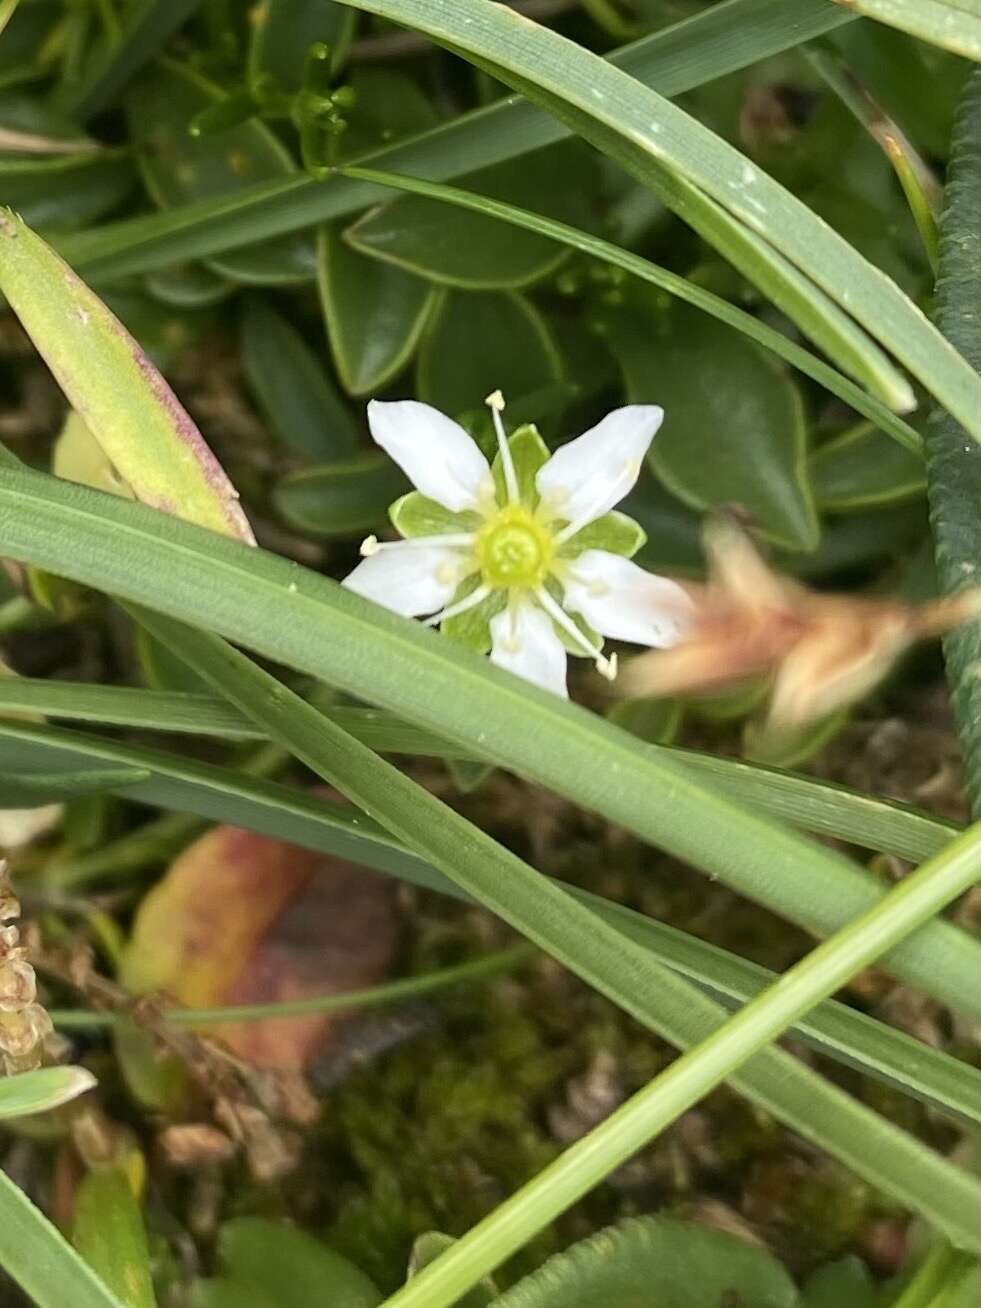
[559,510,647,560]
[441,581,505,653]
[389,491,481,538]
[491,423,550,507]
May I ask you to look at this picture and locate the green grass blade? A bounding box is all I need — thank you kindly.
[595,897,981,1127]
[834,0,981,60]
[56,0,855,281]
[339,163,922,452]
[926,66,981,815]
[0,678,956,861]
[51,945,533,1029]
[130,607,981,1257]
[6,715,973,1123]
[0,1167,127,1308]
[0,466,976,1017]
[385,826,981,1306]
[334,0,981,436]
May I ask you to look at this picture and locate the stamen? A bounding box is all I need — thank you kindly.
[424,583,492,628]
[485,389,520,507]
[534,587,617,680]
[359,532,476,558]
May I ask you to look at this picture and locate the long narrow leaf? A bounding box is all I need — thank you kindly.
[5,715,973,1123]
[926,67,981,814]
[131,607,981,1253]
[385,825,981,1306]
[0,1168,126,1308]
[339,163,922,452]
[0,679,956,861]
[57,0,855,281]
[833,0,981,60]
[0,213,253,542]
[334,0,981,436]
[0,467,976,1019]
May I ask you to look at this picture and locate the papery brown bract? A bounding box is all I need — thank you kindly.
[619,518,981,730]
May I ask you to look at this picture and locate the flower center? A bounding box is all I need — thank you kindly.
[477,506,553,589]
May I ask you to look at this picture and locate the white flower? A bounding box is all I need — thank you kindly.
[342,391,692,697]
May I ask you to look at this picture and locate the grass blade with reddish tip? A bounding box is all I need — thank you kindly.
[0,209,254,544]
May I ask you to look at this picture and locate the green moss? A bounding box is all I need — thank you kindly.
[319,992,569,1289]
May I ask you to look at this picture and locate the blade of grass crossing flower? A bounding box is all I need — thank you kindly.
[830,0,981,61]
[338,163,922,453]
[55,0,856,281]
[0,469,977,1020]
[926,67,981,816]
[0,679,956,861]
[333,0,981,436]
[4,715,975,1124]
[382,826,981,1307]
[123,606,981,1255]
[0,1168,127,1308]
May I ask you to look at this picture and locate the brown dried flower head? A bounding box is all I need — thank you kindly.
[619,517,981,730]
[0,859,52,1073]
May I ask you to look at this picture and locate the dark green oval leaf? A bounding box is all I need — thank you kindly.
[218,1219,382,1308]
[345,143,595,289]
[621,467,704,577]
[144,262,232,308]
[416,290,563,418]
[0,152,133,232]
[604,297,818,551]
[273,452,408,536]
[811,420,926,512]
[338,64,440,159]
[126,60,314,285]
[801,1256,877,1308]
[248,0,356,94]
[241,295,360,459]
[317,222,435,395]
[191,1280,279,1308]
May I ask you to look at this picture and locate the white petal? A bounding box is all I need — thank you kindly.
[367,400,492,512]
[490,604,568,698]
[562,549,693,647]
[341,543,462,617]
[536,405,663,526]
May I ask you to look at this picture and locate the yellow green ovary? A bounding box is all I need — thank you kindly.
[476,505,554,589]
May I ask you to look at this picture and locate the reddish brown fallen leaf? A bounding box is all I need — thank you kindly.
[619,517,980,730]
[123,824,399,1069]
